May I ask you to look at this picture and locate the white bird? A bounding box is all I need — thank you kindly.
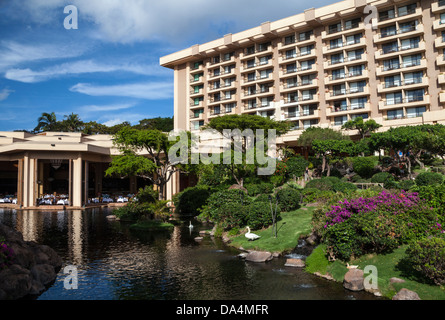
[245,226,260,241]
[188,221,194,229]
[346,263,358,269]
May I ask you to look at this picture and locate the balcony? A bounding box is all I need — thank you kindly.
[242,87,273,100]
[326,104,370,117]
[279,64,316,78]
[242,72,274,86]
[325,69,369,85]
[373,24,424,44]
[432,1,445,13]
[379,95,430,110]
[383,115,425,127]
[240,45,273,60]
[437,54,445,67]
[321,22,365,40]
[440,92,445,103]
[190,101,204,109]
[375,41,425,60]
[323,54,366,70]
[285,109,319,120]
[325,87,369,100]
[190,88,204,97]
[436,36,445,49]
[376,59,427,76]
[278,50,316,64]
[190,112,204,120]
[439,73,445,84]
[280,79,318,92]
[209,55,236,67]
[377,6,422,26]
[322,37,366,54]
[208,108,235,118]
[377,77,428,93]
[433,19,445,31]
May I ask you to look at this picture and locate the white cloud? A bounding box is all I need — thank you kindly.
[5,60,168,83]
[0,41,87,72]
[0,88,13,101]
[10,0,335,44]
[69,81,173,100]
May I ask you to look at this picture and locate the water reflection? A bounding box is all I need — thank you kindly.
[0,208,380,300]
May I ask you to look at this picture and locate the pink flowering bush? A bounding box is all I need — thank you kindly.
[0,238,14,270]
[316,191,445,261]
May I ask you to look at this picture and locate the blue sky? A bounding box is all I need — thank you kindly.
[0,0,334,132]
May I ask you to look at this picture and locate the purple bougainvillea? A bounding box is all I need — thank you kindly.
[0,239,15,270]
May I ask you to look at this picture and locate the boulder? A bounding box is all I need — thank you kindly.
[392,288,421,300]
[245,251,273,263]
[390,277,406,284]
[0,224,62,300]
[343,268,365,291]
[284,258,305,268]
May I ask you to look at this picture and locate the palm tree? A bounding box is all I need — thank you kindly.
[34,112,57,133]
[62,113,83,132]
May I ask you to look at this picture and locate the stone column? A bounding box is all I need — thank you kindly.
[72,156,83,207]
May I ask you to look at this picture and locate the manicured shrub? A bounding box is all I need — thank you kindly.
[332,182,357,193]
[173,185,211,216]
[371,172,395,189]
[285,155,309,179]
[406,237,445,285]
[245,182,274,196]
[246,201,278,230]
[398,179,416,191]
[199,189,250,223]
[415,172,444,187]
[305,178,334,191]
[276,187,301,212]
[353,157,376,179]
[301,188,336,204]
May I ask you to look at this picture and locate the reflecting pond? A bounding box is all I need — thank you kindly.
[0,207,379,300]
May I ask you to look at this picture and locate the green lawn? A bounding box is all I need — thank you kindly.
[306,244,445,300]
[228,206,315,253]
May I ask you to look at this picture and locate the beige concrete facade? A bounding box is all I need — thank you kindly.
[160,0,445,147]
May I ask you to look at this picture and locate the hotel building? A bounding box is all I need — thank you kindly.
[160,0,445,147]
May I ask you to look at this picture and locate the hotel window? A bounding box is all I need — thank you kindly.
[223,52,234,61]
[290,121,300,130]
[333,84,346,96]
[352,113,369,120]
[402,54,421,67]
[301,74,316,85]
[260,69,273,79]
[330,37,343,49]
[334,99,347,112]
[247,99,257,109]
[397,3,416,17]
[406,106,426,118]
[224,90,235,100]
[399,20,418,34]
[301,59,315,70]
[246,86,256,96]
[400,37,420,51]
[301,89,316,101]
[286,63,297,74]
[260,83,271,93]
[212,56,220,64]
[350,97,367,110]
[193,73,203,82]
[348,65,364,77]
[193,97,203,106]
[331,53,344,65]
[440,0,445,7]
[192,61,203,70]
[302,104,317,116]
[260,97,273,107]
[288,106,297,118]
[259,55,272,65]
[224,77,235,87]
[286,77,298,88]
[260,110,275,118]
[404,71,422,85]
[383,58,400,71]
[386,92,403,105]
[406,89,424,102]
[223,65,235,74]
[246,59,256,68]
[387,109,404,120]
[246,46,255,55]
[380,25,397,38]
[213,106,221,115]
[213,92,221,102]
[247,72,256,82]
[441,13,445,25]
[285,34,296,45]
[193,109,204,118]
[258,42,271,52]
[213,80,220,89]
[299,30,313,42]
[285,49,297,60]
[193,120,204,130]
[332,68,346,80]
[225,103,235,113]
[193,85,203,93]
[349,81,366,93]
[384,75,402,88]
[328,22,342,34]
[334,115,348,126]
[287,92,299,103]
[345,33,362,45]
[213,68,220,77]
[347,49,364,61]
[382,41,398,54]
[300,45,314,56]
[379,8,396,22]
[303,119,318,129]
[344,18,361,30]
